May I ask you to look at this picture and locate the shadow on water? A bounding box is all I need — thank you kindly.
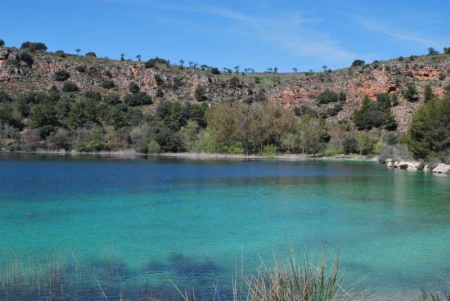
[0,252,232,301]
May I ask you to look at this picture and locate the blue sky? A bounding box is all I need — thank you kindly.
[0,0,448,72]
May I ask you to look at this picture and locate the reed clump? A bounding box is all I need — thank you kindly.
[244,250,343,301]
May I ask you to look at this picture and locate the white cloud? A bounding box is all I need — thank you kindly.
[354,16,447,47]
[185,3,358,65]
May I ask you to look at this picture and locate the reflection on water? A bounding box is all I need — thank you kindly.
[0,153,448,299]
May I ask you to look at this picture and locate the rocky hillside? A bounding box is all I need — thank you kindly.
[1,46,449,134]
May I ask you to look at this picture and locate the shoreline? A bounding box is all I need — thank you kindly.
[2,150,448,174]
[1,149,375,162]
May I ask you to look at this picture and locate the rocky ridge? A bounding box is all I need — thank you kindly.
[1,46,450,133]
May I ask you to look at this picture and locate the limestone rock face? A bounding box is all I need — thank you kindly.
[432,163,450,174]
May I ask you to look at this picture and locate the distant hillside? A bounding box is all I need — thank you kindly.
[0,44,449,156]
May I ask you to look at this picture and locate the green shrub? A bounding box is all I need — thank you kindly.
[123,92,152,106]
[262,144,278,156]
[0,90,14,102]
[148,140,161,154]
[85,52,97,57]
[84,90,102,101]
[402,82,419,102]
[104,93,120,105]
[19,52,34,67]
[0,39,4,46]
[318,90,339,104]
[62,82,79,92]
[101,80,115,89]
[75,65,86,73]
[343,136,358,154]
[54,70,71,81]
[128,82,140,93]
[351,59,365,67]
[145,57,170,68]
[211,67,221,74]
[194,85,207,101]
[20,41,47,52]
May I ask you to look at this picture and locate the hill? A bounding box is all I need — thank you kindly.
[0,44,449,157]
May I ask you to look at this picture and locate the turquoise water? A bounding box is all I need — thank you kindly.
[0,153,449,300]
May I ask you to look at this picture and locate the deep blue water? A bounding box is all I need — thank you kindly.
[0,153,449,300]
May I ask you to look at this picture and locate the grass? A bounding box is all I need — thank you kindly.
[178,248,367,301]
[0,247,447,300]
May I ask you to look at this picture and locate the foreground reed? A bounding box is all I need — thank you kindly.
[177,248,366,301]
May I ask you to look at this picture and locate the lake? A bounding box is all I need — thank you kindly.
[0,153,448,300]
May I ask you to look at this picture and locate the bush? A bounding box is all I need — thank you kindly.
[145,57,170,69]
[194,85,207,101]
[128,82,140,93]
[54,70,71,81]
[343,136,358,154]
[75,65,86,73]
[85,52,97,57]
[403,82,419,102]
[211,67,221,74]
[19,52,34,67]
[104,93,120,105]
[318,90,339,104]
[148,140,161,154]
[0,90,14,102]
[0,39,4,46]
[55,50,66,58]
[123,92,152,106]
[20,41,47,52]
[351,59,365,67]
[84,90,102,101]
[101,80,115,89]
[62,82,79,92]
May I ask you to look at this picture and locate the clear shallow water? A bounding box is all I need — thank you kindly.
[0,153,449,299]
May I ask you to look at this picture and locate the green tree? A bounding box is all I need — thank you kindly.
[357,132,373,155]
[427,47,439,55]
[351,59,365,67]
[318,90,339,104]
[123,92,152,106]
[423,84,435,102]
[194,85,207,102]
[20,41,47,52]
[128,82,140,93]
[403,82,419,102]
[62,82,79,92]
[353,96,383,130]
[0,39,5,46]
[406,94,450,159]
[297,115,328,156]
[54,70,71,81]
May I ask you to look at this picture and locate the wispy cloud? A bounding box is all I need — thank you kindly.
[181,3,358,65]
[354,16,447,47]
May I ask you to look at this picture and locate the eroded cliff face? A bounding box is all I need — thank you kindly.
[1,46,449,133]
[266,56,449,132]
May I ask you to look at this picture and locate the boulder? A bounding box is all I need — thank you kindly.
[407,162,425,170]
[397,161,409,169]
[432,163,450,174]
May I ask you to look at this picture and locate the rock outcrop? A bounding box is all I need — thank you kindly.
[385,158,448,175]
[432,163,450,174]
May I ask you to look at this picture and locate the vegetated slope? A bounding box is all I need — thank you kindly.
[0,45,449,154]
